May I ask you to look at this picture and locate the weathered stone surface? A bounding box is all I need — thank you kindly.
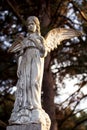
[8,17,51,129]
[7,124,45,130]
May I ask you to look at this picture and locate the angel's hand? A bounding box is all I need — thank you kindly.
[17,56,22,77]
[21,38,34,49]
[17,70,20,77]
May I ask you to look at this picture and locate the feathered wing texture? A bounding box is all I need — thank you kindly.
[44,28,83,52]
[8,34,24,53]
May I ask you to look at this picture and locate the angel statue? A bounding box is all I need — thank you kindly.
[8,16,83,130]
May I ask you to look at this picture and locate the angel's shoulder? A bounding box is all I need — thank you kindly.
[40,36,46,45]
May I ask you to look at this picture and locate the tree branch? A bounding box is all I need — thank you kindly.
[71,117,87,130]
[6,0,26,26]
[70,0,87,22]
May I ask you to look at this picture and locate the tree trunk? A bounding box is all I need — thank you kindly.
[39,0,50,27]
[42,54,57,130]
[38,0,57,130]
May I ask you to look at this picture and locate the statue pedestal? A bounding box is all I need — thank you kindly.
[6,123,46,130]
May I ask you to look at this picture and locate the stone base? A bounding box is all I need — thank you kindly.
[7,124,45,130]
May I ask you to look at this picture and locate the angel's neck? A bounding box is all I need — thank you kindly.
[27,32,39,37]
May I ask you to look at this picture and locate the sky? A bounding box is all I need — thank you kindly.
[54,74,87,112]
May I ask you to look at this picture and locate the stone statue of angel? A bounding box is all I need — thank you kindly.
[8,16,83,130]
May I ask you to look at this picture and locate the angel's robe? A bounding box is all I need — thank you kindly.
[10,33,46,122]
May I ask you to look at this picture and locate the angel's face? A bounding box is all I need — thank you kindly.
[27,20,36,33]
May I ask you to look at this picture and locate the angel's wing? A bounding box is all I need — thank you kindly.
[8,34,24,53]
[45,28,84,52]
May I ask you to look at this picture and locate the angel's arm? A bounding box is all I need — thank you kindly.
[33,37,46,57]
[32,37,46,57]
[17,56,22,77]
[22,36,46,57]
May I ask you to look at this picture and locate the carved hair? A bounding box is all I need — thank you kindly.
[26,16,41,35]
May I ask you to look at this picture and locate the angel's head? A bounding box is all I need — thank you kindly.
[26,16,41,35]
